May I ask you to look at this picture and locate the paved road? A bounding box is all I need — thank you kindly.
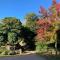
[0,54,59,60]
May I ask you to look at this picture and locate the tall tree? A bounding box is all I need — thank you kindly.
[25,13,38,32]
[2,17,22,44]
[2,17,22,33]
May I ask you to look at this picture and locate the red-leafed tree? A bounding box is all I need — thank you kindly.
[39,6,48,17]
[36,0,60,43]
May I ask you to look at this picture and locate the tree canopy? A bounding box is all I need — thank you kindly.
[25,13,38,32]
[2,17,22,33]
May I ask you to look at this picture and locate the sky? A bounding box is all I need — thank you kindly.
[0,0,60,24]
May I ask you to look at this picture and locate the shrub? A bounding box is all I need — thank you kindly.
[8,32,17,44]
[36,42,47,53]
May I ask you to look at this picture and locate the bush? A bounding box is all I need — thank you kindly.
[8,32,17,44]
[36,42,47,53]
[0,35,4,46]
[0,46,11,55]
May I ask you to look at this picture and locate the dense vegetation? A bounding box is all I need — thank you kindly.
[0,0,60,55]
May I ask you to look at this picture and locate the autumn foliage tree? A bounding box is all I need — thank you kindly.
[36,0,60,44]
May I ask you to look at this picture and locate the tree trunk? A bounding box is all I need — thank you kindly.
[55,40,57,55]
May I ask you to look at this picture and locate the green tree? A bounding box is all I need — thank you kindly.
[2,17,22,33]
[2,17,22,44]
[8,32,17,44]
[0,23,8,45]
[20,26,36,50]
[25,13,38,32]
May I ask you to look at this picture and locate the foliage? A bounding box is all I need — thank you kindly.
[20,26,36,50]
[2,17,22,33]
[0,17,22,45]
[0,0,60,53]
[36,42,47,52]
[25,13,38,32]
[8,32,18,44]
[36,0,60,44]
[0,35,4,46]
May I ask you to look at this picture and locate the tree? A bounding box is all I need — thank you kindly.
[25,13,38,32]
[20,26,36,50]
[2,17,22,33]
[2,17,22,44]
[8,32,18,44]
[35,0,60,54]
[0,23,8,45]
